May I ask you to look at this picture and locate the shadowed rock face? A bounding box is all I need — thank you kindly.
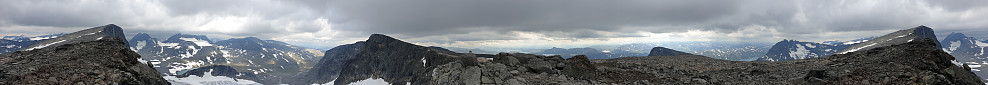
[648,47,689,56]
[0,37,169,85]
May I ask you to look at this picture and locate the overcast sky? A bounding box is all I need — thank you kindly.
[1,0,987,49]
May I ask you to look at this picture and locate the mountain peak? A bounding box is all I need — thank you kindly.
[366,34,403,43]
[837,25,940,54]
[20,24,128,51]
[648,47,689,56]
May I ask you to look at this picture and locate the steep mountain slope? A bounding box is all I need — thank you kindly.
[647,47,689,56]
[837,25,939,54]
[18,24,128,51]
[755,38,870,61]
[0,33,64,55]
[0,34,168,84]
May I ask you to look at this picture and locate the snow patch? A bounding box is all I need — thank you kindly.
[164,69,260,85]
[839,43,877,54]
[349,78,390,85]
[804,43,815,48]
[976,41,988,47]
[789,45,814,59]
[159,42,179,47]
[843,40,868,45]
[134,41,147,51]
[421,57,427,67]
[137,58,148,64]
[25,40,67,51]
[2,45,15,48]
[948,41,961,52]
[29,36,57,40]
[180,38,213,46]
[96,37,103,40]
[952,60,964,67]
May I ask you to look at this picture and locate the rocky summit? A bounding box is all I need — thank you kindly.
[0,37,169,84]
[19,24,128,51]
[837,26,939,54]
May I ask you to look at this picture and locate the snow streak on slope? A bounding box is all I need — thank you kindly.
[180,38,213,46]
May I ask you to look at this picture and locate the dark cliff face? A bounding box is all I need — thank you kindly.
[647,47,689,56]
[0,38,169,84]
[297,34,464,85]
[19,24,128,51]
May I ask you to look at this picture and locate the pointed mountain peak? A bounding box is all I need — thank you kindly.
[366,34,403,43]
[946,32,968,38]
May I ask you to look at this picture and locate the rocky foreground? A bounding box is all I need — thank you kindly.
[455,38,981,84]
[295,33,983,85]
[0,38,169,84]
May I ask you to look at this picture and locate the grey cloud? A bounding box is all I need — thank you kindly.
[326,0,740,37]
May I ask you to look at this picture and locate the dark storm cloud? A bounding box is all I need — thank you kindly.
[326,0,739,37]
[2,0,988,48]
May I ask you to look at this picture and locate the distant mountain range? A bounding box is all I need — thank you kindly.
[0,33,63,54]
[533,47,647,59]
[128,33,323,84]
[1,24,983,84]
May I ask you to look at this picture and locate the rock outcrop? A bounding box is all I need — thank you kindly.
[0,37,169,84]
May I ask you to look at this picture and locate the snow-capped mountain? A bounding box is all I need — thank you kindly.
[941,33,988,57]
[129,33,230,76]
[0,33,64,55]
[837,26,940,54]
[938,32,988,82]
[130,33,323,84]
[19,24,127,51]
[213,37,324,83]
[755,37,872,61]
